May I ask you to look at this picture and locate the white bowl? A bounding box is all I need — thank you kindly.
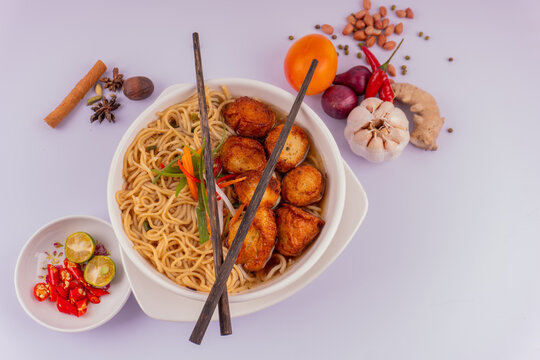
[14,215,131,332]
[107,78,345,303]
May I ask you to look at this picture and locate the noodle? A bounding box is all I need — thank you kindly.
[116,86,324,293]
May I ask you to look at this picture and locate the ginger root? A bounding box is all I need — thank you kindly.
[392,83,444,150]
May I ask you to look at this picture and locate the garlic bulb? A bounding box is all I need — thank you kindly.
[344,97,409,163]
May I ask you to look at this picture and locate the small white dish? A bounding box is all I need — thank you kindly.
[122,161,367,321]
[14,215,131,332]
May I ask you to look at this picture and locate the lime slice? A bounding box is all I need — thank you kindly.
[65,232,95,263]
[84,256,116,287]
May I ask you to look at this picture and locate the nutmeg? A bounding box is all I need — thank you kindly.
[123,76,154,100]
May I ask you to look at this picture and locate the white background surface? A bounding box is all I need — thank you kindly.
[2,0,539,358]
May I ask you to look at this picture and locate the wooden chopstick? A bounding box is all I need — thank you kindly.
[189,59,319,345]
[192,32,232,336]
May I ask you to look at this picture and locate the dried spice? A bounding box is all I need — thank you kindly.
[100,67,124,92]
[90,94,120,123]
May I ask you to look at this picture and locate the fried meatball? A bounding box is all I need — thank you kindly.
[221,136,267,174]
[276,204,325,257]
[227,207,277,271]
[234,170,281,209]
[223,97,275,138]
[281,165,324,207]
[264,124,309,173]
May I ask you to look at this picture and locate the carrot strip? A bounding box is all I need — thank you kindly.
[229,204,246,229]
[218,176,247,189]
[182,146,198,201]
[177,160,200,183]
[216,173,238,184]
[206,213,211,236]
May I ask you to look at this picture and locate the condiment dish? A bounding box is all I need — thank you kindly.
[14,215,131,332]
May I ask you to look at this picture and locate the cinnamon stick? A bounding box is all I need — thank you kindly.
[44,60,107,128]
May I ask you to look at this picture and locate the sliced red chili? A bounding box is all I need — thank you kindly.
[216,173,237,184]
[64,259,88,287]
[55,285,69,299]
[33,283,49,302]
[87,293,100,304]
[86,286,109,297]
[213,158,223,177]
[177,160,201,183]
[69,287,87,303]
[76,299,88,317]
[56,296,78,316]
[47,264,60,286]
[60,268,72,283]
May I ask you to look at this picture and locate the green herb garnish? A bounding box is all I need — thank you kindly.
[175,176,187,197]
[143,221,151,231]
[152,155,182,183]
[212,120,228,157]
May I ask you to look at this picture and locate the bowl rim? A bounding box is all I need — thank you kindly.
[107,77,346,302]
[14,215,131,332]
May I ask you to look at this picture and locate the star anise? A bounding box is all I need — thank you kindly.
[99,67,124,92]
[90,94,121,123]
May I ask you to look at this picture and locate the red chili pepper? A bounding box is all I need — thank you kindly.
[177,159,201,183]
[69,287,87,303]
[56,296,78,316]
[76,299,88,317]
[46,265,59,301]
[216,173,237,184]
[361,46,381,72]
[64,259,88,287]
[55,285,69,299]
[33,283,49,302]
[160,163,165,169]
[364,39,404,99]
[365,70,387,98]
[87,293,100,304]
[47,264,60,286]
[379,78,395,103]
[86,286,109,297]
[59,268,72,281]
[213,158,223,177]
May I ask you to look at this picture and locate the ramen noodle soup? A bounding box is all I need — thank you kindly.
[116,86,326,293]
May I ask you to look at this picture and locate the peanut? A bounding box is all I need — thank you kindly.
[364,14,374,26]
[366,36,376,47]
[355,20,366,29]
[384,24,394,36]
[321,24,334,35]
[363,0,371,10]
[375,19,383,29]
[353,30,367,41]
[355,10,367,19]
[388,64,396,77]
[365,25,374,35]
[342,23,354,35]
[383,41,396,50]
[379,6,387,17]
[378,34,387,47]
[406,7,414,19]
[395,9,406,18]
[382,18,389,28]
[395,22,403,35]
[373,29,382,35]
[373,13,381,22]
[346,15,356,24]
[389,78,395,84]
